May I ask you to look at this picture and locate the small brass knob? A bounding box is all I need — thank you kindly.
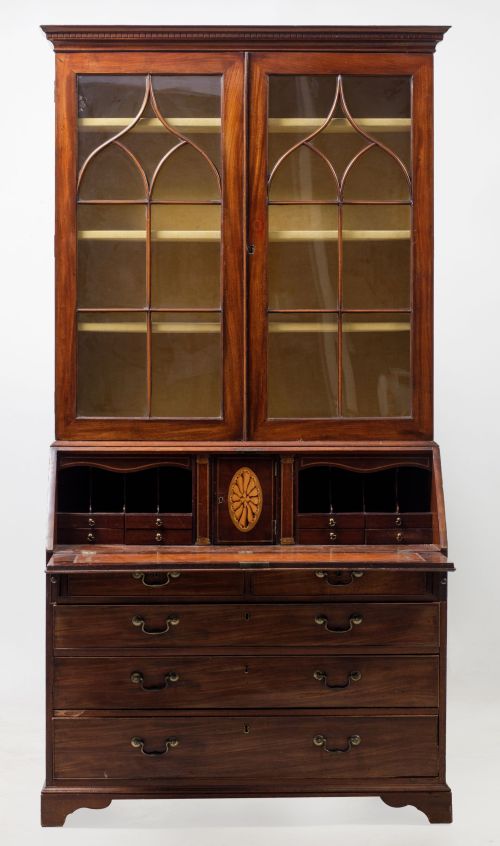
[88,517,95,527]
[168,671,180,682]
[329,532,337,542]
[87,532,95,543]
[395,516,402,527]
[155,517,163,528]
[351,614,363,625]
[155,532,163,543]
[329,517,336,528]
[396,532,403,543]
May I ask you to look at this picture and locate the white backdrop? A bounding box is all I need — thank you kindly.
[0,1,499,844]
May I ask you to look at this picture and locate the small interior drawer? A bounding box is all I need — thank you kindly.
[366,529,433,545]
[57,527,124,545]
[125,513,192,530]
[296,529,365,545]
[296,514,365,529]
[124,528,192,546]
[57,513,124,529]
[365,513,433,529]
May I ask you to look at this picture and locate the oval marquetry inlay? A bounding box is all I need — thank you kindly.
[228,467,263,533]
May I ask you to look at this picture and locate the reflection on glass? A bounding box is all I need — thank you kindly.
[268,206,338,310]
[268,314,338,418]
[151,313,221,418]
[77,313,147,417]
[78,75,148,169]
[342,146,410,202]
[269,145,338,202]
[343,206,411,309]
[342,314,410,417]
[77,205,146,308]
[151,143,220,201]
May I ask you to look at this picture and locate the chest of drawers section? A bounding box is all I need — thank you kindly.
[47,566,446,809]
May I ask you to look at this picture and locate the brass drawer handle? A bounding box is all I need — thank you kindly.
[87,532,95,543]
[131,736,179,756]
[315,570,364,587]
[315,613,363,633]
[328,517,336,527]
[130,671,179,691]
[313,734,361,754]
[396,532,403,543]
[88,517,95,527]
[313,669,362,689]
[132,614,180,635]
[395,516,402,527]
[155,517,163,527]
[329,532,337,542]
[133,571,181,587]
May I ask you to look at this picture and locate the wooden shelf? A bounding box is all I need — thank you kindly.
[78,230,220,242]
[269,230,410,242]
[269,321,410,333]
[78,230,407,243]
[78,321,221,333]
[78,116,410,134]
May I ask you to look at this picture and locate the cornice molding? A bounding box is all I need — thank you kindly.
[41,25,450,53]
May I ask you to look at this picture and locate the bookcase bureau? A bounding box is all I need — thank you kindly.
[41,25,453,826]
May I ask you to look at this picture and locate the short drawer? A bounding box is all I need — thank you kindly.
[366,529,433,545]
[296,529,365,545]
[57,513,125,530]
[53,655,439,709]
[53,603,439,650]
[251,569,430,597]
[296,514,365,529]
[125,514,192,530]
[66,571,245,599]
[53,715,438,780]
[124,529,192,545]
[58,527,124,545]
[365,513,433,529]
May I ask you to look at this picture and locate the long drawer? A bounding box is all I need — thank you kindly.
[54,603,439,650]
[66,571,245,599]
[53,655,439,709]
[251,570,430,597]
[53,715,438,780]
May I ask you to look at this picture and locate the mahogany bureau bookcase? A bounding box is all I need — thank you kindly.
[41,25,453,826]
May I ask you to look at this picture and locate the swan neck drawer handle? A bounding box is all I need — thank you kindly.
[130,736,179,755]
[132,614,180,635]
[133,571,181,587]
[315,613,363,633]
[313,669,362,689]
[130,671,180,690]
[313,734,361,754]
[315,570,364,587]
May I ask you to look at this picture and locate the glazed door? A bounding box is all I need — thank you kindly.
[248,53,433,440]
[55,53,244,440]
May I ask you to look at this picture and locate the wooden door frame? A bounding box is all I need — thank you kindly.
[54,51,245,440]
[247,52,434,441]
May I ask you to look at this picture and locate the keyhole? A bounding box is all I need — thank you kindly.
[244,723,250,734]
[244,664,249,674]
[244,611,251,621]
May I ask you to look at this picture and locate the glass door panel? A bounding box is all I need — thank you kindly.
[262,66,412,426]
[69,56,243,438]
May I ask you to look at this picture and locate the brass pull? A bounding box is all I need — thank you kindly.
[395,516,402,527]
[396,532,403,543]
[131,736,179,756]
[88,517,95,527]
[86,532,95,543]
[329,532,337,542]
[155,532,163,543]
[313,734,361,754]
[155,517,163,528]
[313,669,362,689]
[130,671,179,691]
[132,614,179,635]
[329,517,336,528]
[133,571,181,587]
[315,613,363,633]
[315,570,364,587]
